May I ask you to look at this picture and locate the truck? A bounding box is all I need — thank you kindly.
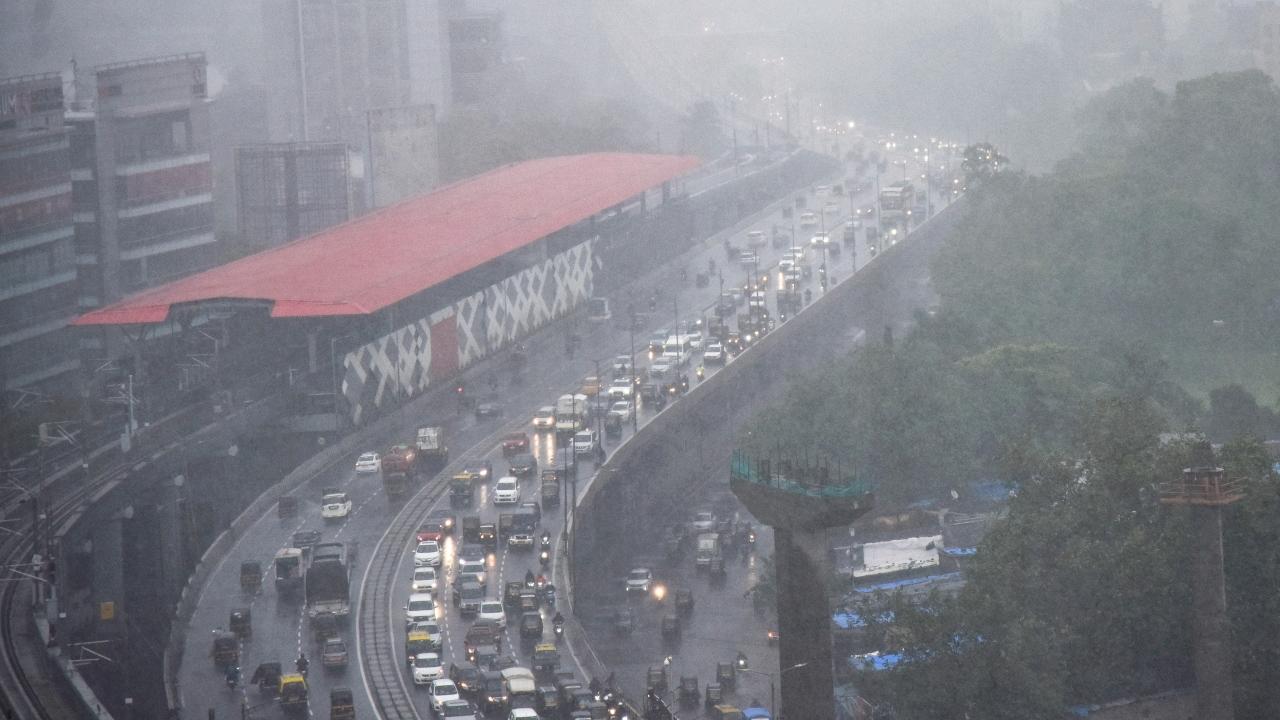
[450,472,475,507]
[415,426,448,469]
[381,444,418,499]
[274,548,304,597]
[554,394,590,435]
[695,533,720,570]
[462,516,481,545]
[540,472,560,508]
[305,542,350,618]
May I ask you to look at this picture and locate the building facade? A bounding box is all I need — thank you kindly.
[235,142,351,251]
[0,72,77,390]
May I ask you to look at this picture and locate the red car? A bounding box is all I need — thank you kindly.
[501,432,530,456]
[416,521,446,543]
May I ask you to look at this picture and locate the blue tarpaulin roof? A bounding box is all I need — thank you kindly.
[742,707,772,719]
[851,571,963,594]
[849,652,904,671]
[833,610,895,629]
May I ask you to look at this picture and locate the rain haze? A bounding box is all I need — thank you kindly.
[3,2,1280,720]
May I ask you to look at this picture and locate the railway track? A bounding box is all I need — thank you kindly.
[0,460,129,719]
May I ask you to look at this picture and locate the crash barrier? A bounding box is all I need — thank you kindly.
[571,196,970,617]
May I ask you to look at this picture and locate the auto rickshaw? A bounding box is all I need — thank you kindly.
[329,687,355,720]
[250,662,282,694]
[312,611,338,646]
[705,683,723,709]
[278,673,308,715]
[230,607,252,639]
[405,631,432,667]
[677,676,700,708]
[660,613,680,638]
[675,588,694,616]
[604,413,622,439]
[211,633,238,669]
[646,665,668,695]
[277,495,297,519]
[536,685,561,716]
[532,643,560,675]
[716,661,736,690]
[613,608,634,635]
[240,561,262,594]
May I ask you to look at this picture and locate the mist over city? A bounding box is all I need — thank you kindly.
[3,2,1280,720]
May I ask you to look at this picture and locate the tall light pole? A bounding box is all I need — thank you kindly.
[740,662,808,719]
[628,307,638,433]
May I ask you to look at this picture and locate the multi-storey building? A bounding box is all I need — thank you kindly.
[70,53,219,345]
[0,72,78,390]
[234,142,351,251]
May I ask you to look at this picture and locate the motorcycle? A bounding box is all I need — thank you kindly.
[539,549,551,568]
[296,655,309,678]
[553,622,564,642]
[225,666,240,690]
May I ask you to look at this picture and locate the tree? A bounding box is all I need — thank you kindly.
[960,142,1008,186]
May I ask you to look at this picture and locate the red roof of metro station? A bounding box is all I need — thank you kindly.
[73,153,700,326]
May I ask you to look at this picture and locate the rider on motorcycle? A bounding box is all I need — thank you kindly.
[296,653,309,676]
[525,569,535,587]
[225,664,240,688]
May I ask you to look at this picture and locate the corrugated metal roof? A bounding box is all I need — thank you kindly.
[74,153,698,326]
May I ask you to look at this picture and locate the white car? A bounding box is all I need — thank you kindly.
[406,593,437,626]
[411,566,438,592]
[704,343,725,364]
[321,492,352,520]
[685,331,704,350]
[355,452,381,474]
[810,232,831,247]
[799,211,819,229]
[607,401,632,422]
[428,678,461,714]
[508,709,540,720]
[412,652,444,685]
[458,558,486,585]
[608,378,634,400]
[414,541,442,567]
[692,511,716,532]
[739,251,759,267]
[494,477,520,505]
[625,567,653,594]
[612,355,633,375]
[745,230,767,248]
[573,430,597,457]
[477,600,506,628]
[532,406,556,431]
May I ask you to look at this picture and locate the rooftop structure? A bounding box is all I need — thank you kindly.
[74,152,699,326]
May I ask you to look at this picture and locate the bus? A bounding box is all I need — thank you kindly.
[878,181,915,224]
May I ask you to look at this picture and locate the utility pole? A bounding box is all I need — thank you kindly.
[628,307,638,433]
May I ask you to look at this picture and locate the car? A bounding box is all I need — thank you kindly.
[427,509,457,535]
[459,462,493,484]
[507,453,538,479]
[810,232,832,247]
[477,600,506,628]
[508,532,534,550]
[823,200,840,214]
[508,708,540,720]
[799,211,819,229]
[703,343,726,364]
[321,637,348,669]
[501,432,530,456]
[414,540,442,567]
[611,355,633,375]
[413,652,444,684]
[355,452,381,474]
[439,698,480,719]
[449,663,484,698]
[475,403,502,420]
[494,477,520,505]
[429,679,462,715]
[454,581,485,616]
[406,592,437,626]
[409,620,444,652]
[648,330,670,355]
[815,184,831,196]
[580,376,601,396]
[532,406,556,431]
[459,571,487,592]
[411,566,438,592]
[458,558,487,585]
[479,670,509,713]
[519,611,544,639]
[608,378,634,400]
[572,430,597,457]
[416,520,445,543]
[692,511,716,532]
[607,401,632,422]
[626,567,653,594]
[739,251,759,267]
[745,229,766,248]
[458,544,486,563]
[321,491,352,520]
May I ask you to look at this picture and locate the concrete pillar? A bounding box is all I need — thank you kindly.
[307,328,319,373]
[773,527,835,720]
[90,507,128,639]
[1192,506,1234,720]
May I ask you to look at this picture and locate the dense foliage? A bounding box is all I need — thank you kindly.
[742,70,1280,716]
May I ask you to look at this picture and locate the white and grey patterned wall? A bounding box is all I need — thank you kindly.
[340,239,596,424]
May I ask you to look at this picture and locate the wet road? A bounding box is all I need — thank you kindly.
[176,155,922,719]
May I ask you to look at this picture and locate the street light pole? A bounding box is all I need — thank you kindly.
[628,308,638,433]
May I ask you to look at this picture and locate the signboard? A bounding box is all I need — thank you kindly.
[0,77,63,121]
[99,601,115,621]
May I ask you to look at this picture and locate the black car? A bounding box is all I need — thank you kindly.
[449,663,484,698]
[520,611,544,639]
[475,402,503,420]
[507,453,538,479]
[479,671,509,714]
[291,529,321,556]
[427,509,457,535]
